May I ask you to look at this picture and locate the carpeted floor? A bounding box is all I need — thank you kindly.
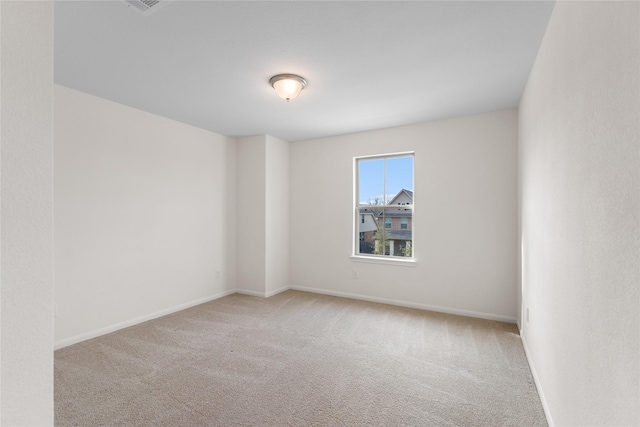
[55,290,547,426]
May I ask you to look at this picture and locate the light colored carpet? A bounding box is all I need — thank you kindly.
[55,290,547,426]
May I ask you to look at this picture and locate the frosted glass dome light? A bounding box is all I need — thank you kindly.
[269,74,307,102]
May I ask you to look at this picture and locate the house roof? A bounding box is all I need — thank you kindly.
[380,212,412,218]
[388,189,413,205]
[388,230,413,241]
[359,209,412,218]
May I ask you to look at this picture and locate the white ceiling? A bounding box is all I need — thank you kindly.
[54,1,555,142]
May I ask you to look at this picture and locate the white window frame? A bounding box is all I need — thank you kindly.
[351,152,415,266]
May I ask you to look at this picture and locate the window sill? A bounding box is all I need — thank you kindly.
[350,255,417,267]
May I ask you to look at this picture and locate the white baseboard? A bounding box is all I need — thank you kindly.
[520,330,554,426]
[235,288,266,297]
[55,285,517,350]
[236,286,290,298]
[54,289,236,350]
[289,285,517,324]
[265,285,290,298]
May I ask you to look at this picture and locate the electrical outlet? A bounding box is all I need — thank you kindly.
[352,270,358,279]
[526,308,530,323]
[215,270,222,279]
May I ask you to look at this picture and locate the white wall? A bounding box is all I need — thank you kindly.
[236,135,290,297]
[54,85,237,346]
[290,109,518,321]
[265,135,290,296]
[236,136,267,294]
[0,2,54,425]
[519,2,639,425]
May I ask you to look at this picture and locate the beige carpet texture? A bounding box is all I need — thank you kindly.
[55,290,547,426]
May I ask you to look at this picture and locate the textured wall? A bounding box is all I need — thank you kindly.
[519,1,640,425]
[54,85,237,346]
[290,109,518,321]
[0,2,54,424]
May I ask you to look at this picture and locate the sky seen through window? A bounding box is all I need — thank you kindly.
[358,156,413,204]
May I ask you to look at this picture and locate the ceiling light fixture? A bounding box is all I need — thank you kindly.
[269,74,307,102]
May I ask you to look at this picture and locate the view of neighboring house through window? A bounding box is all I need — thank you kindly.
[355,153,414,258]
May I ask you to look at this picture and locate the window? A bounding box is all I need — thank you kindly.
[354,152,414,259]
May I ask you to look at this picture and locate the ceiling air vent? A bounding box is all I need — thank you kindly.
[123,0,168,16]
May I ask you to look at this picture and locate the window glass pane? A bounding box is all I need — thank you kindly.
[355,153,413,259]
[358,159,384,206]
[382,208,412,257]
[357,209,377,254]
[384,156,413,204]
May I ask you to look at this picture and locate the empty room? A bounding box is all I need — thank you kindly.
[1,1,638,426]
